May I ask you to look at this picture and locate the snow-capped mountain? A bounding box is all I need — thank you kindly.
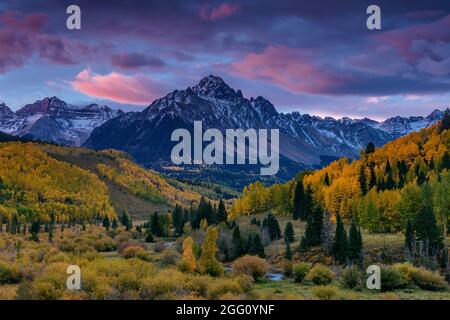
[0,97,123,146]
[84,75,445,176]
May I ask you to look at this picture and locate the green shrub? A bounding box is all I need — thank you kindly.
[340,266,364,289]
[393,263,447,291]
[305,264,335,285]
[232,255,269,281]
[207,278,244,299]
[311,286,338,300]
[293,262,312,283]
[0,262,23,284]
[380,265,405,291]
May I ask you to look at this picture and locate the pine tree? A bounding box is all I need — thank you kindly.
[284,222,295,243]
[300,207,323,251]
[324,173,330,186]
[216,199,228,223]
[292,180,304,220]
[348,219,363,266]
[284,241,292,260]
[29,220,40,242]
[172,204,184,236]
[266,213,281,241]
[300,185,314,221]
[112,218,118,229]
[232,225,244,258]
[365,142,375,155]
[332,214,348,265]
[102,215,110,230]
[359,165,367,195]
[120,209,132,230]
[150,212,162,237]
[385,160,395,190]
[145,231,154,243]
[249,233,265,258]
[439,151,450,171]
[414,185,443,257]
[369,164,377,190]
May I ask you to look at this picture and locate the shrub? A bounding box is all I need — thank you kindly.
[340,266,364,289]
[293,262,312,283]
[232,255,269,281]
[161,249,180,266]
[0,262,23,284]
[93,238,117,252]
[305,264,335,285]
[122,246,151,261]
[140,269,187,299]
[117,240,144,254]
[283,260,293,277]
[393,263,447,291]
[380,265,405,291]
[207,278,244,299]
[311,286,338,300]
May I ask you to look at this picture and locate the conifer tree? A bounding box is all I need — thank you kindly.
[365,142,375,155]
[266,213,281,241]
[359,165,367,195]
[232,225,244,258]
[150,212,162,237]
[369,165,377,190]
[385,160,395,190]
[284,222,295,243]
[120,209,132,230]
[29,220,40,242]
[348,219,363,266]
[300,207,323,251]
[216,199,228,223]
[324,173,330,186]
[249,233,265,258]
[439,151,450,171]
[285,241,292,260]
[112,218,118,229]
[292,180,304,220]
[332,214,348,265]
[172,204,185,236]
[102,215,110,230]
[144,231,153,243]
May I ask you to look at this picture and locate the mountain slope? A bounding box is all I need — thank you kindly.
[0,97,123,146]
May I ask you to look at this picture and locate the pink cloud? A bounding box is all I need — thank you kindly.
[231,45,349,95]
[71,69,164,105]
[376,14,450,60]
[199,3,240,21]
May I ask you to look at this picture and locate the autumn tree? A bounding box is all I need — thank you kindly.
[199,227,223,276]
[180,236,196,273]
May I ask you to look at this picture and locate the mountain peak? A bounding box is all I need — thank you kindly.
[192,74,240,100]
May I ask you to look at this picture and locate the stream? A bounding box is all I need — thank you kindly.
[224,267,283,281]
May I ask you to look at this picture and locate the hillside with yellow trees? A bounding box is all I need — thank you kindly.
[231,111,450,236]
[0,141,206,230]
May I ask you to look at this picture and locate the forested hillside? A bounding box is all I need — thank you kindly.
[231,111,450,236]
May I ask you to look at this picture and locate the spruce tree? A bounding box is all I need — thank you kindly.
[266,213,281,241]
[112,218,118,229]
[120,210,132,230]
[300,207,323,251]
[172,204,184,236]
[369,164,377,190]
[145,231,154,243]
[365,142,375,155]
[348,219,363,265]
[292,180,304,220]
[359,165,367,195]
[29,220,40,242]
[332,214,348,265]
[324,173,330,186]
[249,233,265,258]
[216,200,228,223]
[102,215,110,230]
[300,186,314,221]
[150,212,162,237]
[284,241,292,260]
[284,222,295,243]
[232,225,244,258]
[439,151,450,171]
[385,160,395,190]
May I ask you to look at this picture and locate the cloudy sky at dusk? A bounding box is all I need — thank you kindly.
[1,0,450,120]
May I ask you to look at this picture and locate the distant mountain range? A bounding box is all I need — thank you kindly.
[0,97,122,146]
[0,75,445,189]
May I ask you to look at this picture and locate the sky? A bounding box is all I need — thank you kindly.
[1,0,450,120]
